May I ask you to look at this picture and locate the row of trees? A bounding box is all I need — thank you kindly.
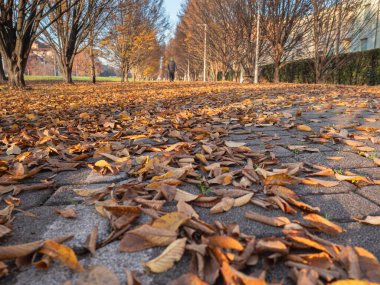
[168,0,375,83]
[0,0,167,87]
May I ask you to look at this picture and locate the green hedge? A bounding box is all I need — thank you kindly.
[261,48,380,85]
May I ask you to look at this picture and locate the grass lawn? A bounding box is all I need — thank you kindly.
[25,75,122,82]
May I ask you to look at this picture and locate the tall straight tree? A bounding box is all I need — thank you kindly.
[43,0,113,84]
[0,0,68,87]
[261,0,310,83]
[102,0,167,82]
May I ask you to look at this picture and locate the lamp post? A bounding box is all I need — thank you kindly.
[197,24,207,82]
[254,0,261,84]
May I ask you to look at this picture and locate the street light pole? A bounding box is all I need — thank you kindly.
[254,0,261,84]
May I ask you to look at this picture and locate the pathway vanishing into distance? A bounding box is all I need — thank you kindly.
[0,82,379,284]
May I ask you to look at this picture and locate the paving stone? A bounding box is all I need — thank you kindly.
[303,193,380,221]
[357,186,380,206]
[194,202,301,239]
[292,181,356,196]
[0,188,54,210]
[295,151,377,169]
[45,184,109,206]
[21,168,128,187]
[4,205,110,253]
[326,222,380,259]
[82,242,155,284]
[349,168,380,180]
[8,263,74,285]
[53,169,128,186]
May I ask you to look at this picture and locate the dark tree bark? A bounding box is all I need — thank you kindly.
[0,53,7,83]
[0,1,69,88]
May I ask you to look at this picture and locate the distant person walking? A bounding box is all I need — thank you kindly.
[168,58,177,82]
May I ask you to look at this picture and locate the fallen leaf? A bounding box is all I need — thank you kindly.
[210,197,234,214]
[245,211,291,227]
[169,273,208,285]
[76,266,120,285]
[303,214,344,235]
[264,174,300,186]
[207,235,244,251]
[39,240,84,272]
[144,238,187,273]
[355,216,380,226]
[297,125,312,132]
[225,141,247,148]
[233,193,254,207]
[55,208,77,219]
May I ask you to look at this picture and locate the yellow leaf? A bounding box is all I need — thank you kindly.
[207,235,244,251]
[40,240,84,272]
[94,160,111,168]
[144,238,187,273]
[151,212,190,231]
[297,124,312,132]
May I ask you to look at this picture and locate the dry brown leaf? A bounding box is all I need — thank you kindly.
[210,197,235,214]
[343,140,364,147]
[233,193,254,207]
[327,156,343,161]
[169,273,208,285]
[335,173,373,184]
[297,125,312,132]
[177,200,199,219]
[245,211,291,227]
[303,214,344,235]
[151,212,189,231]
[207,235,244,251]
[0,225,11,239]
[76,266,120,285]
[55,208,77,219]
[0,240,43,260]
[329,281,378,285]
[256,239,289,254]
[302,178,340,187]
[264,174,300,186]
[225,141,247,148]
[269,185,299,200]
[129,225,177,247]
[355,216,380,226]
[85,226,98,256]
[144,238,187,273]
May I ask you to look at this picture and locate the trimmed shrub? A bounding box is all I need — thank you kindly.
[261,48,380,85]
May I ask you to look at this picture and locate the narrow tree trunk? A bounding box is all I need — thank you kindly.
[63,64,73,84]
[90,45,96,84]
[315,61,322,83]
[273,63,280,84]
[0,54,7,83]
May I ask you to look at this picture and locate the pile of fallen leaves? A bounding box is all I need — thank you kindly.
[0,82,379,284]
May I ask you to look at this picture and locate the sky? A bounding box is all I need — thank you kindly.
[164,0,185,31]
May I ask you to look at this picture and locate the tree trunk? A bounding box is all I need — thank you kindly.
[90,46,96,84]
[63,64,73,84]
[0,54,7,83]
[5,57,26,88]
[315,61,322,83]
[273,63,280,83]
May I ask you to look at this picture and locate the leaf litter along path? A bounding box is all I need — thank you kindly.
[0,82,380,285]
